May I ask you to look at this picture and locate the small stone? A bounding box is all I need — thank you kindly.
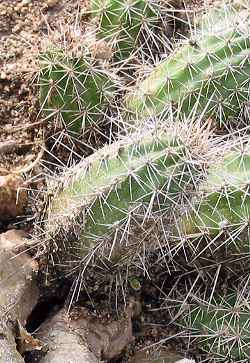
[21,0,31,5]
[46,0,59,6]
[0,231,39,363]
[0,174,28,221]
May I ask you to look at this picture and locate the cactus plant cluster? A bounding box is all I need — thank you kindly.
[38,1,250,137]
[37,1,250,362]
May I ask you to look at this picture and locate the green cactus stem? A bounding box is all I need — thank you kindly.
[172,140,250,262]
[39,47,119,134]
[42,121,213,275]
[178,292,250,360]
[124,3,250,126]
[90,0,170,60]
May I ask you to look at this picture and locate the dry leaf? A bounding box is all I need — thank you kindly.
[0,229,30,251]
[17,321,44,354]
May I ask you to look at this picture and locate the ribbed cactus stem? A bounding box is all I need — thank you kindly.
[177,292,250,360]
[43,121,213,274]
[39,46,119,134]
[124,3,250,126]
[90,0,168,60]
[172,140,250,260]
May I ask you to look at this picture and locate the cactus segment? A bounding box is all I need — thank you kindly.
[44,122,211,272]
[90,0,166,60]
[124,4,250,125]
[39,48,119,134]
[178,293,250,360]
[173,141,250,256]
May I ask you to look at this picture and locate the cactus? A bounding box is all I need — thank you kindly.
[124,3,250,126]
[176,291,250,361]
[172,139,250,264]
[41,121,214,276]
[90,0,171,60]
[39,43,120,134]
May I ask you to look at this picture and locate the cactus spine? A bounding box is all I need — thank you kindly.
[124,3,250,126]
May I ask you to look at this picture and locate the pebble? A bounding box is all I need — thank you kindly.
[21,0,31,5]
[46,0,59,6]
[129,349,195,363]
